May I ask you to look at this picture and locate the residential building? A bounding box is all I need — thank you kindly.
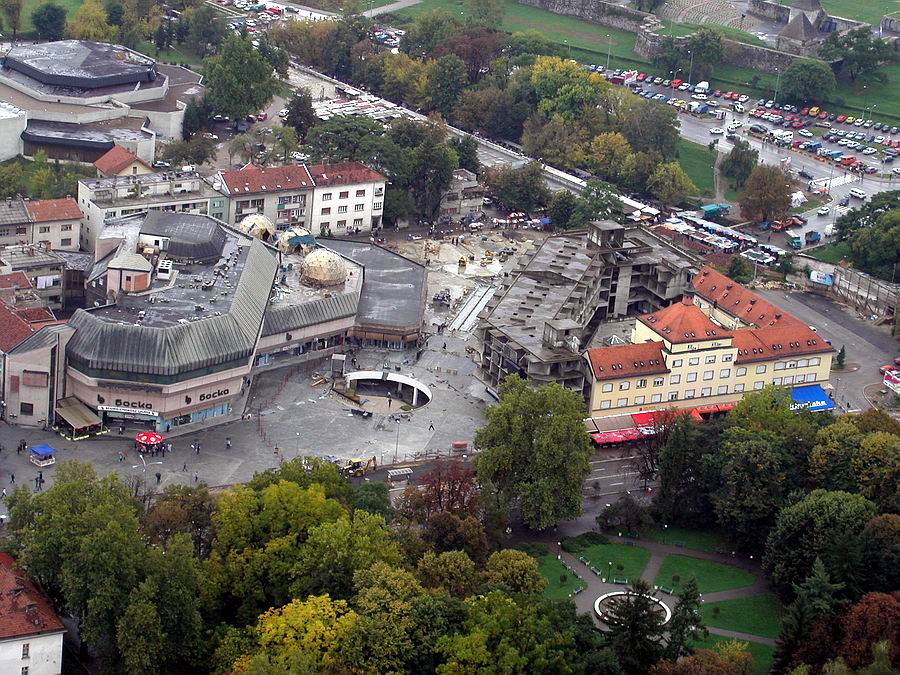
[212,164,315,230]
[308,162,385,235]
[77,171,223,252]
[584,267,834,416]
[440,169,484,218]
[0,552,65,675]
[0,197,82,252]
[0,244,65,311]
[477,220,700,392]
[93,145,153,178]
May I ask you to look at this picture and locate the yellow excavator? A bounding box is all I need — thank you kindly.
[341,456,377,478]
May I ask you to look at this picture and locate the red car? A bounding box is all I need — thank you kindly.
[637,73,647,81]
[785,113,795,121]
[792,121,804,128]
[671,79,683,88]
[836,115,846,123]
[818,111,829,119]
[880,364,896,375]
[712,89,722,97]
[256,111,268,121]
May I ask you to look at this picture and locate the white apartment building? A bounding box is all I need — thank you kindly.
[307,162,385,235]
[77,171,224,252]
[212,164,315,230]
[0,197,81,252]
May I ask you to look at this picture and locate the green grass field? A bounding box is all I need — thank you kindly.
[136,41,205,67]
[579,542,651,583]
[785,0,896,25]
[654,554,756,594]
[700,593,783,639]
[695,634,776,674]
[677,138,717,198]
[656,20,766,46]
[19,0,82,33]
[643,527,730,553]
[806,240,852,263]
[536,553,587,600]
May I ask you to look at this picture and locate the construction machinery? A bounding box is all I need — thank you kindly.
[341,456,377,478]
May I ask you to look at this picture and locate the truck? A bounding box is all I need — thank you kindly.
[688,101,708,114]
[805,231,821,244]
[694,81,710,94]
[787,229,803,249]
[340,456,377,478]
[701,203,731,218]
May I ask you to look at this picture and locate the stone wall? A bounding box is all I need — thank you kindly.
[518,0,652,32]
[747,0,790,24]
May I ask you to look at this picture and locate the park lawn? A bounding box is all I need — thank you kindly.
[535,553,587,600]
[654,554,756,594]
[643,526,730,554]
[785,0,895,25]
[20,0,82,34]
[136,41,205,68]
[700,593,784,639]
[656,20,766,47]
[806,240,852,263]
[695,633,775,674]
[579,542,651,583]
[677,138,717,198]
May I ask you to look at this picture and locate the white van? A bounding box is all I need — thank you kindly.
[733,102,745,113]
[848,188,867,200]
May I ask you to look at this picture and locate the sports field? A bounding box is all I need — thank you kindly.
[786,0,896,25]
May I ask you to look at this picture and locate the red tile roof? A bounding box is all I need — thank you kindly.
[0,300,34,352]
[15,306,56,324]
[307,161,385,188]
[732,325,832,363]
[24,198,82,223]
[220,164,314,194]
[691,266,801,328]
[586,341,670,381]
[0,272,31,290]
[93,145,150,176]
[639,297,732,344]
[0,552,65,640]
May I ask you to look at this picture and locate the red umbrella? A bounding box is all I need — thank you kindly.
[135,431,164,445]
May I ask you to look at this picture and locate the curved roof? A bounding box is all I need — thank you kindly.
[4,41,157,89]
[140,212,226,261]
[302,249,347,287]
[66,239,277,378]
[238,213,276,241]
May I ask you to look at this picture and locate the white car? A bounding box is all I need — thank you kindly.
[709,127,724,135]
[738,95,750,103]
[692,93,708,100]
[279,108,289,118]
[798,129,813,137]
[202,132,219,140]
[678,83,690,91]
[892,167,900,175]
[862,147,877,155]
[874,136,885,144]
[817,206,830,216]
[853,118,865,126]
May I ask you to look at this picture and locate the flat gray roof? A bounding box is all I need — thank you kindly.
[4,41,157,89]
[24,119,153,148]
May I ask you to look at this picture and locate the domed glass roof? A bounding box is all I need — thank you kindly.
[238,213,276,241]
[302,249,347,287]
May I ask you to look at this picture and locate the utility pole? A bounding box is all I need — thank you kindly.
[605,34,611,71]
[687,50,694,86]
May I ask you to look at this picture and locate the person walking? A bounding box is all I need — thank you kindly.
[428,422,435,432]
[193,471,199,484]
[225,437,232,449]
[2,487,6,499]
[155,472,161,485]
[182,462,187,472]
[9,473,14,484]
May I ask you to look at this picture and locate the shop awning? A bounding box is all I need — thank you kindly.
[30,443,56,458]
[56,397,102,429]
[790,384,835,412]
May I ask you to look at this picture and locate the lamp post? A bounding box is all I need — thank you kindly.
[393,418,400,464]
[870,104,877,122]
[605,34,611,71]
[687,50,694,86]
[773,67,780,104]
[670,68,681,95]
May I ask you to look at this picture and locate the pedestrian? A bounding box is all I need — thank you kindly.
[155,472,161,485]
[193,471,199,484]
[226,437,232,449]
[166,423,170,433]
[182,462,187,472]
[38,471,42,482]
[195,443,200,455]
[443,342,447,350]
[0,442,3,453]
[2,488,6,499]
[428,422,435,432]
[191,442,196,453]
[10,474,14,484]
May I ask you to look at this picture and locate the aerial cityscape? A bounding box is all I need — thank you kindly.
[0,0,897,671]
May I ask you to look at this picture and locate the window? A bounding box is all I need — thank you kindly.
[722,354,733,362]
[703,370,714,381]
[616,398,628,408]
[653,377,664,386]
[773,377,782,385]
[685,389,695,399]
[600,400,611,410]
[756,365,767,374]
[668,392,678,401]
[636,379,647,389]
[634,395,645,405]
[672,359,683,368]
[601,383,613,393]
[705,355,716,364]
[22,371,48,387]
[337,220,347,227]
[337,205,348,214]
[717,385,728,395]
[321,221,330,228]
[373,202,382,210]
[754,381,764,390]
[61,224,72,231]
[20,402,34,416]
[689,357,700,366]
[687,372,697,383]
[720,368,731,379]
[701,387,712,397]
[669,374,680,384]
[783,375,794,385]
[322,193,332,201]
[775,362,786,371]
[650,393,662,403]
[22,643,29,658]
[39,226,50,234]
[320,207,331,215]
[353,218,363,226]
[61,238,71,247]
[21,668,28,675]
[354,203,365,212]
[798,359,808,367]
[339,191,349,199]
[736,367,747,376]
[734,383,745,393]
[810,357,820,366]
[355,189,366,197]
[619,382,630,391]
[787,361,797,369]
[795,374,806,383]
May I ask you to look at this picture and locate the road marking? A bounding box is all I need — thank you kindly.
[609,481,625,486]
[590,456,637,465]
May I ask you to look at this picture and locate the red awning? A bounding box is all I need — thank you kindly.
[591,428,645,445]
[135,431,164,445]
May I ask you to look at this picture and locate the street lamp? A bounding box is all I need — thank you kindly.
[605,34,611,71]
[393,418,400,463]
[670,68,681,95]
[687,50,694,86]
[563,39,571,59]
[773,67,780,104]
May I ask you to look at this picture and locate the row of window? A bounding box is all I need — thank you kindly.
[598,373,819,409]
[321,204,366,215]
[0,223,73,236]
[321,189,368,201]
[320,219,365,229]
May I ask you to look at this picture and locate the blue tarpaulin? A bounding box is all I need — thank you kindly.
[790,384,834,412]
[30,444,56,458]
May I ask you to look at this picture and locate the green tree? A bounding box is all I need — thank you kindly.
[571,179,620,227]
[227,132,253,167]
[204,34,277,127]
[684,27,725,80]
[648,162,698,205]
[623,98,680,159]
[807,417,862,492]
[116,579,164,674]
[740,165,791,224]
[285,88,318,141]
[428,54,468,116]
[466,0,503,29]
[161,136,216,166]
[141,484,215,558]
[417,550,479,597]
[31,1,67,40]
[482,161,550,212]
[621,150,663,193]
[66,0,116,40]
[780,59,837,104]
[846,209,900,282]
[483,549,547,595]
[449,135,480,175]
[186,4,224,57]
[352,482,393,521]
[0,163,25,199]
[1,0,23,40]
[653,414,717,527]
[589,132,632,181]
[851,431,900,513]
[604,579,665,672]
[453,86,522,139]
[819,27,892,83]
[728,255,753,283]
[835,345,846,368]
[423,511,490,564]
[857,514,900,594]
[665,577,707,659]
[271,125,300,165]
[548,189,578,230]
[400,9,463,58]
[475,376,592,530]
[410,137,458,218]
[257,36,289,77]
[720,139,758,190]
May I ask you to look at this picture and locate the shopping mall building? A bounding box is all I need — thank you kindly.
[0,212,425,435]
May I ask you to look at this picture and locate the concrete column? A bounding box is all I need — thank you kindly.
[412,387,418,406]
